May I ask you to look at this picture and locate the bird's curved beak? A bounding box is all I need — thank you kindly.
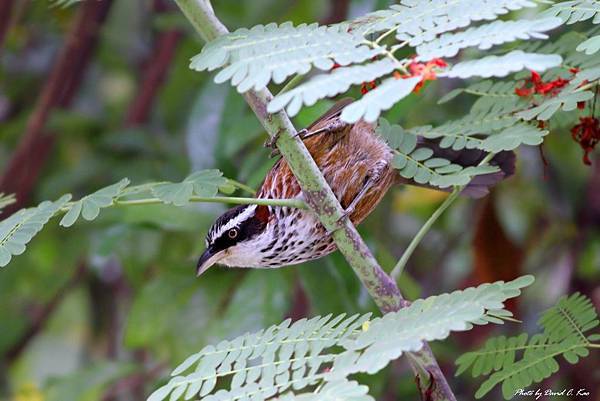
[196,248,225,276]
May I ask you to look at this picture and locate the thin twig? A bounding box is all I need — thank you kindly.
[227,179,256,195]
[391,188,460,280]
[112,196,307,209]
[391,152,497,280]
[277,74,305,95]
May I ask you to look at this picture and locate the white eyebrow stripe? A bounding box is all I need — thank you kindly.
[209,205,256,244]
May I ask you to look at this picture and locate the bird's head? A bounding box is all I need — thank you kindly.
[196,204,270,275]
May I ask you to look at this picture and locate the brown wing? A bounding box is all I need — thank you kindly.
[259,98,396,227]
[306,98,354,132]
[258,99,356,199]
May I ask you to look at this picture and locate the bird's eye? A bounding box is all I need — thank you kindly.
[227,228,238,239]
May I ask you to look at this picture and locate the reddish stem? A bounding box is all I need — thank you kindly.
[124,29,182,126]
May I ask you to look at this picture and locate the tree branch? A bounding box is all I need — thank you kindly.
[124,0,182,126]
[173,1,457,400]
[0,0,15,52]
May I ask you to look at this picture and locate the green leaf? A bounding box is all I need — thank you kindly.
[340,76,421,123]
[438,88,464,104]
[354,0,538,41]
[430,166,499,188]
[0,195,71,267]
[577,35,600,55]
[459,292,599,400]
[442,51,562,79]
[544,0,600,24]
[268,59,396,116]
[275,380,374,401]
[151,170,230,206]
[191,23,381,93]
[151,183,194,207]
[149,277,532,401]
[49,0,83,8]
[417,18,562,61]
[481,124,549,152]
[516,90,594,121]
[0,193,16,211]
[59,179,130,227]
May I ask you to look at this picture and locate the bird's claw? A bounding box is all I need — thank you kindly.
[264,128,308,148]
[264,128,309,158]
[295,128,308,139]
[264,134,279,149]
[325,206,354,236]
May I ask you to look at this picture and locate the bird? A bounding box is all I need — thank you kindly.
[196,98,515,275]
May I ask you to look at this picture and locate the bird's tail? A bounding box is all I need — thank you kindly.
[398,138,516,198]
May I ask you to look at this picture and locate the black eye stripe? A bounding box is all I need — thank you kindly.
[204,205,267,253]
[206,205,250,245]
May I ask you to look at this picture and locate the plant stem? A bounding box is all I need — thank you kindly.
[391,152,497,280]
[391,188,459,280]
[57,196,308,212]
[115,196,307,209]
[278,74,305,95]
[173,1,458,400]
[227,179,256,195]
[574,79,599,93]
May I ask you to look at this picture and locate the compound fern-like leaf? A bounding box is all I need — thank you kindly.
[378,119,499,188]
[148,276,534,401]
[340,77,421,123]
[267,59,398,116]
[191,23,380,93]
[416,18,561,61]
[353,0,538,42]
[438,80,518,104]
[457,292,599,400]
[0,195,71,267]
[544,0,600,24]
[59,178,130,227]
[480,124,548,152]
[275,380,373,401]
[516,90,594,121]
[577,34,600,54]
[0,193,16,212]
[151,170,233,206]
[539,292,599,343]
[441,51,562,79]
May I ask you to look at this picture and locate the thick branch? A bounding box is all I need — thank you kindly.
[173,1,457,400]
[0,0,14,52]
[125,0,182,126]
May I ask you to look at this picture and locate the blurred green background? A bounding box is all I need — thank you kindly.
[0,1,598,400]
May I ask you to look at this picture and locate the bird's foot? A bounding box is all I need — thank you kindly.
[294,128,308,139]
[264,128,308,158]
[325,206,355,236]
[263,133,277,149]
